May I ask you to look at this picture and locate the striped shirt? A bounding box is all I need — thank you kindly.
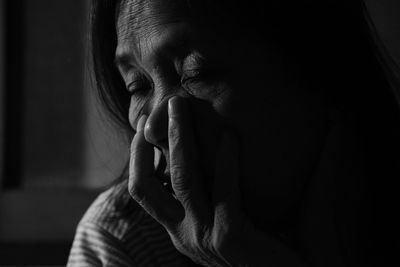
[67,180,199,266]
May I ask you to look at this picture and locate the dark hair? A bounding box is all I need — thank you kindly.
[89,1,400,265]
[90,0,132,134]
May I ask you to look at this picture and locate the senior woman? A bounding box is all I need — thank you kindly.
[68,0,400,266]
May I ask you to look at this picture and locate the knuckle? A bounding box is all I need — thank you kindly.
[169,132,181,148]
[170,164,186,179]
[130,139,145,159]
[170,166,191,188]
[172,181,192,198]
[168,122,182,144]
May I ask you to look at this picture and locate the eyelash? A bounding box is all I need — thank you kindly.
[181,69,200,85]
[126,76,151,96]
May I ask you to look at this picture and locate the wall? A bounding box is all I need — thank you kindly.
[22,0,85,187]
[0,0,4,186]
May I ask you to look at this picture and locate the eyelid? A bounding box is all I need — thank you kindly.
[182,52,206,69]
[181,68,201,83]
[125,69,142,84]
[126,73,153,96]
[114,49,138,71]
[126,77,144,93]
[119,66,134,78]
[126,80,138,92]
[180,53,206,79]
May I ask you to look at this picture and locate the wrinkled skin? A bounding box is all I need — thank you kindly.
[115,0,341,265]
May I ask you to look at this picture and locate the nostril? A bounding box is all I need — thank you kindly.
[144,121,168,146]
[143,103,169,148]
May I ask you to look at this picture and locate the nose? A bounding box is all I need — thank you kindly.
[143,97,170,152]
[144,92,190,151]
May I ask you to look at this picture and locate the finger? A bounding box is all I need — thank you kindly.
[213,131,242,228]
[129,115,184,228]
[168,96,207,217]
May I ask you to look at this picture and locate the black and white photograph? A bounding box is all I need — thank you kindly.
[0,0,400,266]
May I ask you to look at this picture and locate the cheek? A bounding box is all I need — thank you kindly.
[128,96,148,129]
[233,84,329,228]
[128,105,136,128]
[189,87,235,180]
[190,98,225,176]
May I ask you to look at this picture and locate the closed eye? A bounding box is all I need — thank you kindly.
[181,67,217,82]
[127,80,139,94]
[126,75,152,96]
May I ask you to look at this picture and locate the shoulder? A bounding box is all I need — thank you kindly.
[68,221,135,266]
[79,179,144,240]
[69,180,196,266]
[68,180,141,266]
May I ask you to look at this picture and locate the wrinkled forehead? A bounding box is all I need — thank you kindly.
[116,0,192,42]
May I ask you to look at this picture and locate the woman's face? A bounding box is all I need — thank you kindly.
[116,0,328,229]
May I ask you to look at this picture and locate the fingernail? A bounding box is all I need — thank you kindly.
[136,115,148,132]
[168,96,185,118]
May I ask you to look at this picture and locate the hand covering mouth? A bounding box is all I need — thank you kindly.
[154,149,174,194]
